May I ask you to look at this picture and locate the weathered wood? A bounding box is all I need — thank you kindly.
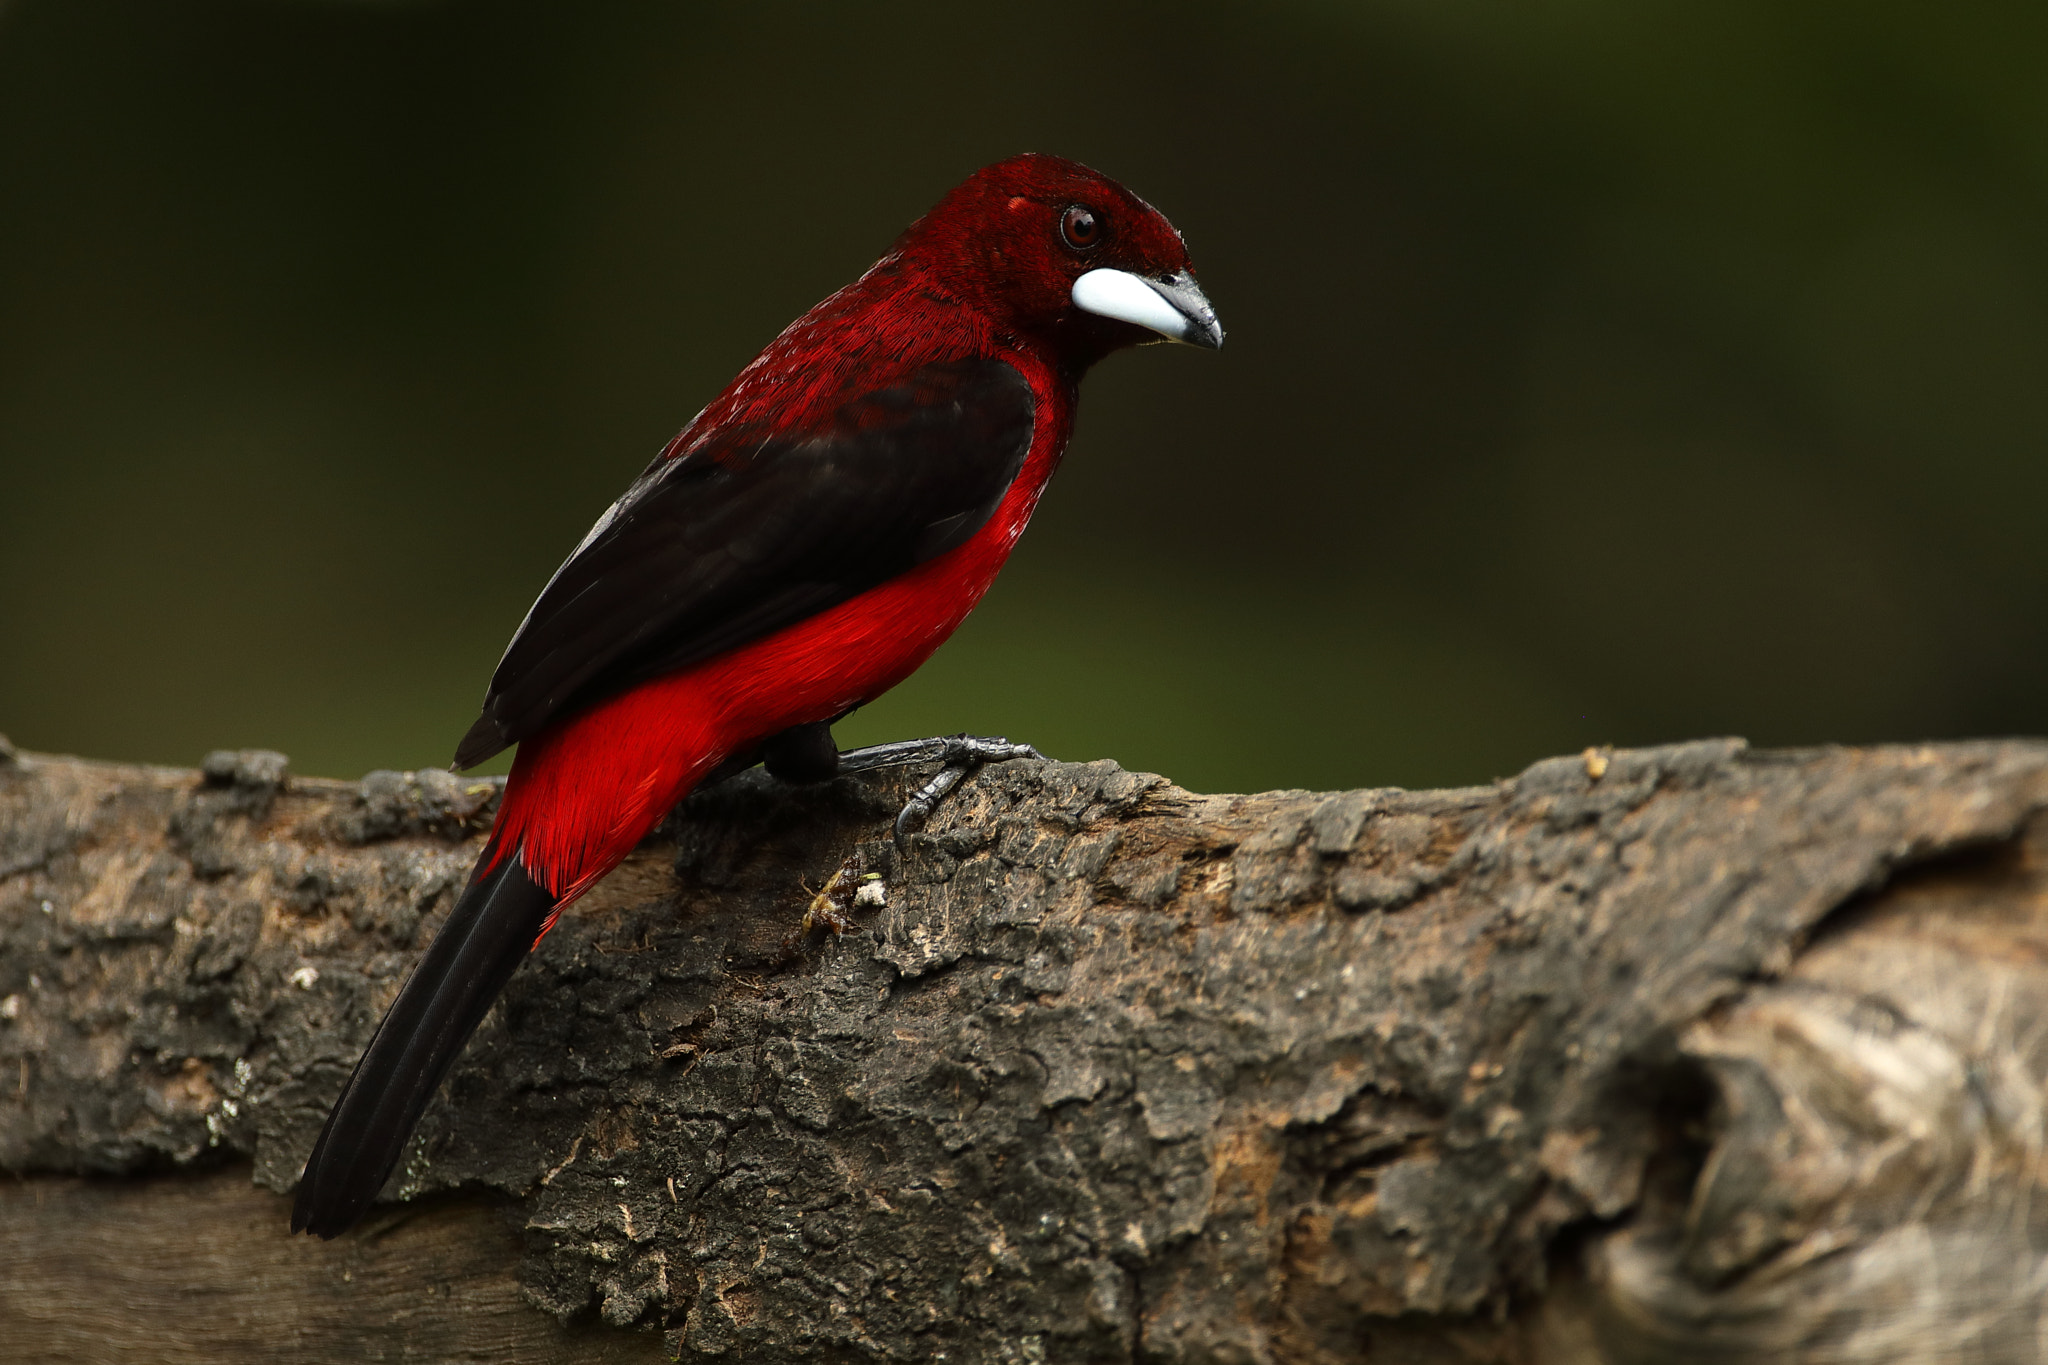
[0,1174,656,1364]
[4,737,2048,1362]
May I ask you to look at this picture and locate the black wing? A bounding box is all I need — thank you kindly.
[454,356,1036,768]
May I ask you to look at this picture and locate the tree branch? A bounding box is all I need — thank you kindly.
[5,737,2048,1362]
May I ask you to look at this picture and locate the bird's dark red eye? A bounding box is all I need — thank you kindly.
[1061,204,1103,250]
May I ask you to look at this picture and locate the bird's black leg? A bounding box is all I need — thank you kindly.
[761,721,842,783]
[696,720,843,794]
[835,734,1044,845]
[726,723,1041,848]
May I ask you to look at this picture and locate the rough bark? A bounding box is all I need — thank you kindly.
[5,735,2048,1363]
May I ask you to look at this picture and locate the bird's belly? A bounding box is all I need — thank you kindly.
[707,547,1006,737]
[698,448,1052,742]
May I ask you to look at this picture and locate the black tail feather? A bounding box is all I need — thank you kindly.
[291,855,555,1238]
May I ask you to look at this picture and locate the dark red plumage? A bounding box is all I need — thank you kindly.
[292,153,1220,1237]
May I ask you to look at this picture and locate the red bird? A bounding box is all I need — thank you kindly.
[291,154,1221,1237]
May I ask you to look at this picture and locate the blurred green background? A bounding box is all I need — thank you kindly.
[3,0,2046,795]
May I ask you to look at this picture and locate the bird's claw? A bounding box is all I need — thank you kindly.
[938,735,1043,766]
[892,765,964,842]
[836,733,1042,848]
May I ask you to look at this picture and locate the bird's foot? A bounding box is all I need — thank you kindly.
[836,734,1044,845]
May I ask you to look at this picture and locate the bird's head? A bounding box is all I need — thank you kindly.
[898,153,1223,367]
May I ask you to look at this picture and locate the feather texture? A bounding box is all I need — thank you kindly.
[292,857,556,1237]
[456,358,1035,768]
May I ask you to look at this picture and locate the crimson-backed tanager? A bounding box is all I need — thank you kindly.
[291,154,1222,1237]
